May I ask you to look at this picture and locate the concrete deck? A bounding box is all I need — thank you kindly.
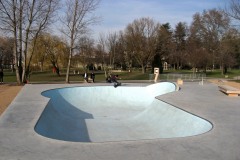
[0,82,240,160]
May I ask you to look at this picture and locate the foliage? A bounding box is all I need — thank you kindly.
[0,0,59,84]
[188,9,231,74]
[151,54,163,74]
[124,17,160,73]
[30,33,69,76]
[170,22,188,69]
[2,0,240,82]
[0,37,14,70]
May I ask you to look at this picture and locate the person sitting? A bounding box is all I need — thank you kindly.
[106,75,112,83]
[111,74,118,82]
[111,74,121,87]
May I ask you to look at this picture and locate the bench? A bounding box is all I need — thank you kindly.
[84,78,93,83]
[218,85,240,97]
[88,78,93,83]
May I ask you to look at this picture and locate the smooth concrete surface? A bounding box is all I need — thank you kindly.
[0,82,240,160]
[35,82,212,142]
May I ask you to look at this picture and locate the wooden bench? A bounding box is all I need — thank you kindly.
[218,85,240,97]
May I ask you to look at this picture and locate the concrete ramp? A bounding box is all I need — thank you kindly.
[35,82,212,142]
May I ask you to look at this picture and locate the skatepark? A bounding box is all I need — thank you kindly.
[0,82,240,160]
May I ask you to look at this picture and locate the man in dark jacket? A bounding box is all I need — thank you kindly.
[90,72,95,83]
[111,74,121,87]
[0,69,3,83]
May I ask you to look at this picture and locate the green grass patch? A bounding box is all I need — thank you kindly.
[112,71,150,80]
[3,71,17,82]
[2,69,240,83]
[206,69,240,78]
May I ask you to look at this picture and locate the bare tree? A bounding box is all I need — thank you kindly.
[224,0,240,69]
[189,9,230,71]
[60,0,100,83]
[97,33,107,74]
[77,36,95,70]
[155,23,173,72]
[172,22,188,70]
[0,0,59,84]
[115,31,126,70]
[124,17,159,73]
[186,35,210,73]
[106,32,118,69]
[24,0,59,81]
[0,0,24,83]
[218,29,239,74]
[225,0,240,20]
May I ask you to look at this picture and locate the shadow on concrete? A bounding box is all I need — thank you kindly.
[35,90,93,142]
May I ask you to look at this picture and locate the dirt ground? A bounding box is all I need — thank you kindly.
[0,84,23,116]
[207,79,240,89]
[0,80,240,116]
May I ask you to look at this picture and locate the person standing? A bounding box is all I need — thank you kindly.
[91,72,95,83]
[0,68,3,84]
[83,72,88,83]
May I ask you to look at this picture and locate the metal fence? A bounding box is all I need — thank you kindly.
[149,73,206,82]
[234,76,240,80]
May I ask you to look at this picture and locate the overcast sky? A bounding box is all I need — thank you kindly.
[90,0,228,39]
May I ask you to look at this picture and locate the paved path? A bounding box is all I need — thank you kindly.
[0,82,240,160]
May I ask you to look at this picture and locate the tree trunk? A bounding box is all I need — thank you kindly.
[224,66,227,75]
[13,3,21,85]
[141,64,146,73]
[41,62,43,72]
[192,67,196,74]
[51,61,60,76]
[65,48,72,83]
[19,0,24,83]
[14,46,21,85]
[221,64,227,75]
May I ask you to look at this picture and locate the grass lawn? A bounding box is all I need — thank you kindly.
[3,70,151,83]
[206,69,240,79]
[2,69,240,83]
